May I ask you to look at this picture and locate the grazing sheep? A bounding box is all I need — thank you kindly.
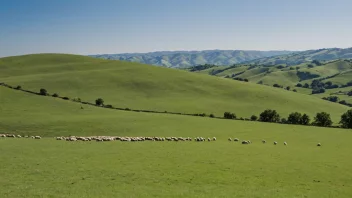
[0,134,5,138]
[17,135,22,138]
[228,138,232,141]
[207,138,211,142]
[284,142,287,146]
[31,136,35,139]
[274,141,277,145]
[317,143,321,146]
[234,138,239,142]
[262,140,266,144]
[213,137,216,141]
[34,136,41,139]
[248,140,251,144]
[56,137,63,140]
[242,140,249,144]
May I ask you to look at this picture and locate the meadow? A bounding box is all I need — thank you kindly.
[1,54,352,197]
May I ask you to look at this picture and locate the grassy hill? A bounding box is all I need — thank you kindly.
[1,54,349,122]
[91,50,294,68]
[244,47,352,66]
[1,86,352,197]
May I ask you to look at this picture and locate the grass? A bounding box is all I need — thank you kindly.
[1,54,349,122]
[2,68,352,197]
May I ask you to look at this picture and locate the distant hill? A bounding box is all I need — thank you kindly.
[90,50,294,68]
[245,47,352,66]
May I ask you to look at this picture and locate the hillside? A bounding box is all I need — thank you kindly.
[91,50,293,68]
[0,54,349,122]
[245,47,352,66]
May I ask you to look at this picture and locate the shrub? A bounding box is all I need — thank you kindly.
[281,118,287,124]
[62,97,69,100]
[287,112,302,124]
[348,91,352,96]
[259,109,280,123]
[307,64,314,68]
[224,112,236,119]
[95,98,104,106]
[286,86,291,91]
[250,115,258,121]
[52,93,59,97]
[312,88,325,94]
[296,83,303,87]
[39,88,48,96]
[209,114,215,118]
[15,85,22,90]
[105,104,113,108]
[313,112,333,127]
[293,89,297,92]
[322,96,339,103]
[339,110,352,129]
[244,79,249,82]
[303,83,310,88]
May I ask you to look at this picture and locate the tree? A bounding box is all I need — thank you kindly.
[15,85,22,90]
[209,114,215,118]
[313,112,333,127]
[286,86,291,91]
[303,83,310,88]
[340,110,352,129]
[293,89,297,92]
[52,93,59,97]
[281,118,287,124]
[287,112,302,124]
[95,98,104,106]
[224,112,236,119]
[39,88,48,96]
[308,64,314,68]
[250,115,258,121]
[259,109,280,123]
[300,114,310,125]
[296,83,303,87]
[348,91,352,96]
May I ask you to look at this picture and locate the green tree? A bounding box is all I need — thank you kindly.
[95,98,104,106]
[224,112,236,119]
[313,112,333,127]
[250,115,258,121]
[287,112,302,124]
[300,114,310,125]
[339,110,352,129]
[259,109,280,123]
[39,88,48,96]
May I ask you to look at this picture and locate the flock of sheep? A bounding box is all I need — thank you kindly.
[0,134,322,146]
[0,134,41,139]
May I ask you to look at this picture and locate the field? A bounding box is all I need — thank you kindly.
[1,54,352,197]
[0,54,349,122]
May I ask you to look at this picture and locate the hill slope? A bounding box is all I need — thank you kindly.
[245,47,352,66]
[91,50,293,68]
[0,54,349,122]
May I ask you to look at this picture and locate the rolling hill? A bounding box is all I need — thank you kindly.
[0,54,349,122]
[90,50,294,68]
[245,47,352,66]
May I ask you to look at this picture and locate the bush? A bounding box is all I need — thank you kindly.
[312,88,325,94]
[281,118,287,124]
[105,104,113,108]
[273,84,283,88]
[340,110,352,129]
[307,64,314,68]
[296,83,303,87]
[224,112,236,119]
[286,86,291,91]
[52,93,59,97]
[259,109,280,123]
[39,88,48,96]
[287,112,302,124]
[95,98,104,106]
[348,91,352,96]
[15,85,22,90]
[72,97,81,102]
[293,89,297,92]
[62,97,69,100]
[300,114,310,125]
[322,96,339,103]
[303,83,310,88]
[313,112,333,127]
[250,115,258,121]
[209,114,215,118]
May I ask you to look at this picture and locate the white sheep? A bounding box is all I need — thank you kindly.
[34,136,41,139]
[234,138,239,142]
[242,140,249,144]
[284,142,287,146]
[213,137,216,141]
[228,138,232,141]
[262,140,266,144]
[317,143,321,146]
[274,141,277,145]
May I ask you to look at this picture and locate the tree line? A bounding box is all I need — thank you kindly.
[2,82,352,129]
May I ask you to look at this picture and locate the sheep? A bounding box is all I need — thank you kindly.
[317,143,321,146]
[213,137,216,141]
[284,142,287,146]
[234,138,239,142]
[207,138,211,142]
[56,137,63,140]
[274,141,277,145]
[0,134,5,138]
[17,135,22,138]
[262,140,266,144]
[228,138,232,141]
[242,140,249,144]
[248,140,251,144]
[34,136,41,139]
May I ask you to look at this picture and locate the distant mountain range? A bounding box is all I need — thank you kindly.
[244,48,352,66]
[90,50,294,68]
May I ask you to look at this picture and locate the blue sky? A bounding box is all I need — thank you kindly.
[1,0,352,57]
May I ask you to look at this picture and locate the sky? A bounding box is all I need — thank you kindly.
[1,0,352,57]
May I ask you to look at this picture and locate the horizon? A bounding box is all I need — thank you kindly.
[1,0,352,58]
